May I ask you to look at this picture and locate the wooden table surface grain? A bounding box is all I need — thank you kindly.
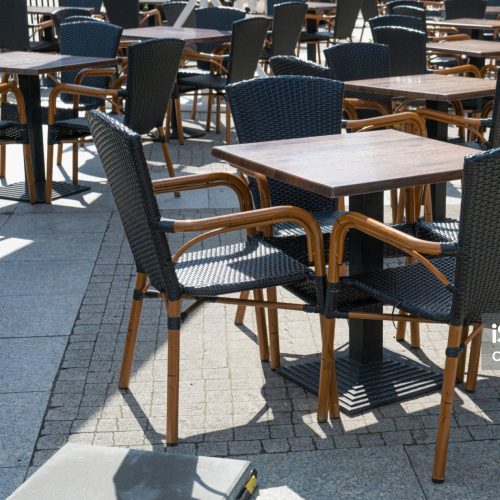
[344,73,496,102]
[427,39,500,58]
[428,17,500,30]
[212,129,468,199]
[122,26,231,44]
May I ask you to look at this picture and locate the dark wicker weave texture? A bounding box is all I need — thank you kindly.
[444,0,487,19]
[162,1,196,27]
[103,0,140,28]
[392,5,427,20]
[0,119,28,144]
[60,0,103,10]
[385,0,424,14]
[0,0,30,51]
[269,55,334,78]
[368,14,426,34]
[52,7,92,38]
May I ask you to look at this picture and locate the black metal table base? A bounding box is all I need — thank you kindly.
[278,351,442,415]
[0,181,90,203]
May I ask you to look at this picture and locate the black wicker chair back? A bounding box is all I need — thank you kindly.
[226,75,342,210]
[450,147,500,324]
[52,7,92,38]
[444,0,487,19]
[269,55,334,78]
[372,26,427,76]
[59,20,122,107]
[334,0,364,40]
[162,1,196,27]
[0,0,30,51]
[60,0,103,10]
[88,111,180,298]
[385,0,423,14]
[227,17,271,84]
[267,0,303,15]
[103,0,141,28]
[194,7,246,69]
[269,2,308,57]
[324,42,390,81]
[392,5,427,19]
[124,38,186,135]
[369,14,426,33]
[361,0,379,21]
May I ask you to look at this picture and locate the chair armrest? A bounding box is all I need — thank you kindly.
[48,83,118,123]
[139,8,162,27]
[152,172,253,212]
[159,205,325,274]
[329,212,449,287]
[182,49,227,74]
[344,111,427,137]
[344,97,391,117]
[0,83,27,124]
[432,64,481,78]
[75,67,117,85]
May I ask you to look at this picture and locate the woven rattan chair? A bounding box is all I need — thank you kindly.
[51,7,93,39]
[46,37,183,202]
[162,1,196,27]
[0,83,36,203]
[368,14,426,33]
[317,146,500,482]
[385,0,424,14]
[299,0,363,64]
[360,0,380,40]
[103,0,161,28]
[269,55,335,78]
[87,109,327,445]
[0,0,55,52]
[392,4,427,20]
[444,0,487,19]
[177,17,270,143]
[261,2,307,72]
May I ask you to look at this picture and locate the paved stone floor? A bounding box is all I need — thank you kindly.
[2,51,500,500]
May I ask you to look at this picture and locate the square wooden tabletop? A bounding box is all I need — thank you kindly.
[344,73,496,102]
[0,52,118,76]
[427,39,500,58]
[428,17,500,30]
[122,26,231,44]
[27,5,95,15]
[212,129,469,198]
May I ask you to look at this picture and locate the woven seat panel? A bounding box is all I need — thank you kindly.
[0,121,27,143]
[342,256,456,322]
[300,31,333,42]
[2,102,77,125]
[176,237,314,296]
[176,73,227,91]
[417,219,459,243]
[50,114,125,143]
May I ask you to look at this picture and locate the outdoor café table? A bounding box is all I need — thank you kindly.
[427,17,500,38]
[0,51,118,203]
[212,129,468,414]
[121,25,231,44]
[344,73,496,219]
[27,5,95,16]
[427,39,500,68]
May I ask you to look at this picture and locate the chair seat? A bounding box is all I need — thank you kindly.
[0,120,27,143]
[343,256,456,322]
[176,236,315,297]
[51,114,123,143]
[300,30,333,42]
[417,219,459,244]
[177,73,227,91]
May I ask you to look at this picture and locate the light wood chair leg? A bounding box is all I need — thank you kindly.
[191,90,198,120]
[396,315,407,342]
[225,100,231,145]
[57,143,63,166]
[206,90,213,131]
[390,189,398,223]
[423,184,433,222]
[165,100,172,144]
[45,144,54,203]
[157,126,180,198]
[317,316,336,422]
[253,289,269,362]
[456,326,468,383]
[174,98,184,145]
[234,291,249,325]
[118,272,147,389]
[266,287,280,370]
[465,326,483,392]
[22,143,36,204]
[72,142,78,185]
[432,324,462,483]
[165,298,181,445]
[215,94,221,134]
[0,144,6,177]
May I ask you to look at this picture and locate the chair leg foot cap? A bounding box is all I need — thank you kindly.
[432,478,444,484]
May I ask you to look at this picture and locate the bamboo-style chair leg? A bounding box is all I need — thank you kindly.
[317,316,336,421]
[253,289,270,362]
[266,287,280,369]
[165,100,172,144]
[215,94,221,134]
[225,100,231,145]
[118,272,147,389]
[157,126,180,198]
[390,189,398,222]
[165,298,181,445]
[206,90,213,131]
[456,326,468,383]
[395,188,405,224]
[72,142,78,185]
[0,144,5,177]
[22,143,36,204]
[337,196,345,211]
[423,184,433,222]
[191,90,198,120]
[174,98,184,145]
[234,290,249,325]
[432,324,462,483]
[45,144,54,203]
[57,143,63,166]
[396,315,408,342]
[465,326,483,392]
[329,350,340,419]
